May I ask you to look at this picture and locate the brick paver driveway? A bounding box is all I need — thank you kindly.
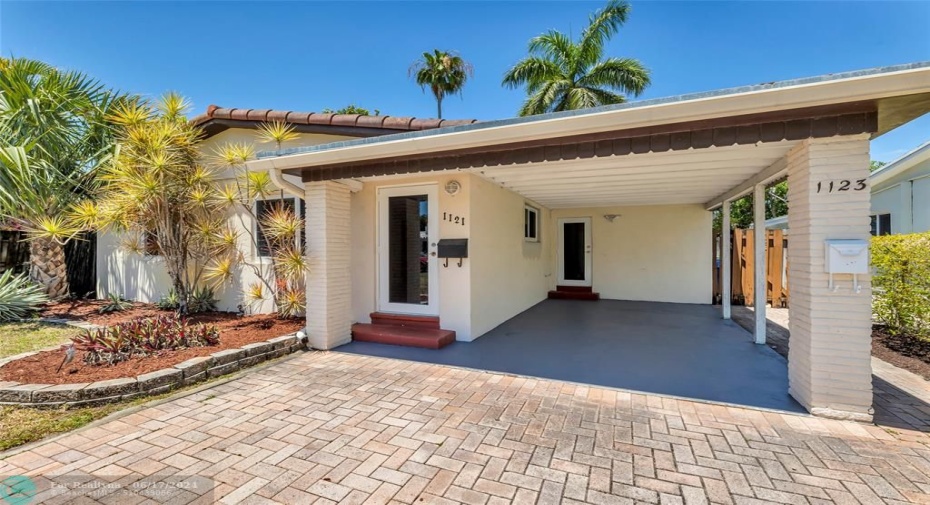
[2,352,930,504]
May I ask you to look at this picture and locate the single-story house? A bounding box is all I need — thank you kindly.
[870,139,930,235]
[101,62,930,421]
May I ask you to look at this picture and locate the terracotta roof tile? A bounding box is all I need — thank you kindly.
[191,105,477,138]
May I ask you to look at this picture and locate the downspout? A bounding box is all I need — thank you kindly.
[267,160,306,199]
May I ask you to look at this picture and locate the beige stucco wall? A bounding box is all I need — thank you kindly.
[469,175,551,338]
[96,128,353,313]
[548,205,713,304]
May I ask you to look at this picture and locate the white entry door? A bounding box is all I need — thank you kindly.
[557,217,592,287]
[377,185,439,315]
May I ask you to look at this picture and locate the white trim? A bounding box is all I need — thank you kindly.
[376,184,439,316]
[253,196,303,258]
[721,200,731,320]
[524,204,540,242]
[753,184,767,345]
[870,139,930,186]
[557,217,592,287]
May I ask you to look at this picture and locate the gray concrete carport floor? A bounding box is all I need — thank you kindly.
[337,299,804,413]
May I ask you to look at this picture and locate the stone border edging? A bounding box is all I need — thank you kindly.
[0,327,308,408]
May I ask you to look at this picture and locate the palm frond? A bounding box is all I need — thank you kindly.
[579,0,631,65]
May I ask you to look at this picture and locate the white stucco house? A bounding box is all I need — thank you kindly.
[99,62,930,422]
[870,139,930,235]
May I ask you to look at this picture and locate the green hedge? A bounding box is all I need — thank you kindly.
[872,232,930,339]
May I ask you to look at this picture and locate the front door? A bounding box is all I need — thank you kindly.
[557,217,592,287]
[378,185,439,315]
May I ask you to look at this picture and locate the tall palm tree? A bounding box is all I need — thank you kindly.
[410,50,473,119]
[502,0,651,116]
[0,57,121,297]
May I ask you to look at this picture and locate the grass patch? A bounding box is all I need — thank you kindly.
[0,322,77,359]
[0,367,246,453]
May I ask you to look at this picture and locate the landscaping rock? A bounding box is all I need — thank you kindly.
[241,341,274,357]
[268,334,298,357]
[211,348,244,366]
[174,356,212,378]
[137,368,182,392]
[32,383,88,403]
[207,361,239,378]
[0,383,45,403]
[84,377,138,398]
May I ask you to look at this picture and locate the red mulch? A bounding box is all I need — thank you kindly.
[1,312,304,385]
[40,300,165,326]
[873,326,930,381]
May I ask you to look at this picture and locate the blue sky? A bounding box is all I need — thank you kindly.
[2,1,928,162]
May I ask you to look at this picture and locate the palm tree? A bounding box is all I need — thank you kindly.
[0,57,121,297]
[410,50,473,119]
[502,0,651,116]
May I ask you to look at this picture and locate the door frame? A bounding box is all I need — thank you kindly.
[377,184,439,315]
[557,217,592,287]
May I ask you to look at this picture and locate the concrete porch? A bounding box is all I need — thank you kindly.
[336,299,804,413]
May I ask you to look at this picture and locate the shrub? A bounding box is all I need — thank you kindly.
[98,292,132,314]
[188,286,218,314]
[0,270,48,321]
[72,315,220,365]
[156,289,180,311]
[872,232,930,339]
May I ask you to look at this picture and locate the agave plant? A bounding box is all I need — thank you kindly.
[0,269,49,321]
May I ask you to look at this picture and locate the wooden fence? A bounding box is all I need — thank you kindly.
[713,228,789,308]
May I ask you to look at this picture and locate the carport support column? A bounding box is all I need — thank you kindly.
[753,184,766,344]
[787,135,873,422]
[721,200,731,319]
[304,181,353,350]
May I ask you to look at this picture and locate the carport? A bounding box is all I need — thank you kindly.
[337,299,803,412]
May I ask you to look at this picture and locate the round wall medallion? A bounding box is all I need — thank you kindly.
[444,180,462,196]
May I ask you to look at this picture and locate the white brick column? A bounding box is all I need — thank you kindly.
[786,134,873,422]
[304,181,352,350]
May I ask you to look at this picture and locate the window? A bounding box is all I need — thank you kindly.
[870,213,892,236]
[524,205,539,242]
[256,198,305,257]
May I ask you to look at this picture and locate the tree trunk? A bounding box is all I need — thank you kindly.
[29,237,69,299]
[437,97,443,119]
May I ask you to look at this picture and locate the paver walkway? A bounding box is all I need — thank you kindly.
[732,306,930,433]
[3,352,930,504]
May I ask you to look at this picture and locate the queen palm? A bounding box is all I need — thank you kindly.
[410,50,473,119]
[502,0,650,116]
[0,57,121,297]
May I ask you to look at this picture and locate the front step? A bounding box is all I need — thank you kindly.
[548,287,600,300]
[352,323,455,349]
[369,312,440,329]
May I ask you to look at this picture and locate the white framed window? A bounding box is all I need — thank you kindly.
[870,213,892,236]
[524,205,539,242]
[255,197,306,257]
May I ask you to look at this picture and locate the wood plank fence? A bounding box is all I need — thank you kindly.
[713,228,789,308]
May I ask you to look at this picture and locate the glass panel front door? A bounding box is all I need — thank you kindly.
[557,217,592,286]
[378,185,438,315]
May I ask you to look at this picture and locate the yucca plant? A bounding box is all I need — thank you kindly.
[98,292,132,314]
[256,121,299,152]
[0,269,49,321]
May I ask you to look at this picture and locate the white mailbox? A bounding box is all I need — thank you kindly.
[824,239,869,274]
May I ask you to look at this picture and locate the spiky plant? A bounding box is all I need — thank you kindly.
[0,269,49,321]
[502,0,650,116]
[89,92,237,314]
[257,121,299,151]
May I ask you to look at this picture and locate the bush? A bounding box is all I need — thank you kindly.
[98,292,132,314]
[188,286,218,314]
[872,232,930,339]
[72,315,219,365]
[0,270,48,322]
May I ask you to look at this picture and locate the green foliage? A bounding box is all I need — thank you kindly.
[0,270,48,321]
[871,160,887,173]
[188,286,218,314]
[98,292,132,314]
[156,289,180,311]
[322,105,381,116]
[872,232,930,339]
[72,315,219,365]
[712,181,788,231]
[502,0,650,116]
[410,50,473,119]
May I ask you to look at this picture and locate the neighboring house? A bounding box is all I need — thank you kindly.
[95,108,476,313]
[870,139,930,235]
[101,62,930,422]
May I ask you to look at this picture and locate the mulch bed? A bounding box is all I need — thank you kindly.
[39,300,166,326]
[873,326,930,381]
[1,312,303,385]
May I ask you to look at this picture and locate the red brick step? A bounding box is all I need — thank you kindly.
[547,289,600,301]
[352,323,455,349]
[369,312,440,329]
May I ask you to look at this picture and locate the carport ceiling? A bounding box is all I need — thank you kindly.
[472,140,799,208]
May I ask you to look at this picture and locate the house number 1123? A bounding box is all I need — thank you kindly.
[816,179,867,193]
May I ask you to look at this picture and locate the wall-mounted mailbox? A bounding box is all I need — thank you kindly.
[825,239,869,274]
[824,239,869,293]
[437,239,468,267]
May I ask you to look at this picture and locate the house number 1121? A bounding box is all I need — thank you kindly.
[443,212,465,226]
[816,179,867,193]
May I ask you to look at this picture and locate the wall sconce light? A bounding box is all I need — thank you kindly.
[603,214,621,222]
